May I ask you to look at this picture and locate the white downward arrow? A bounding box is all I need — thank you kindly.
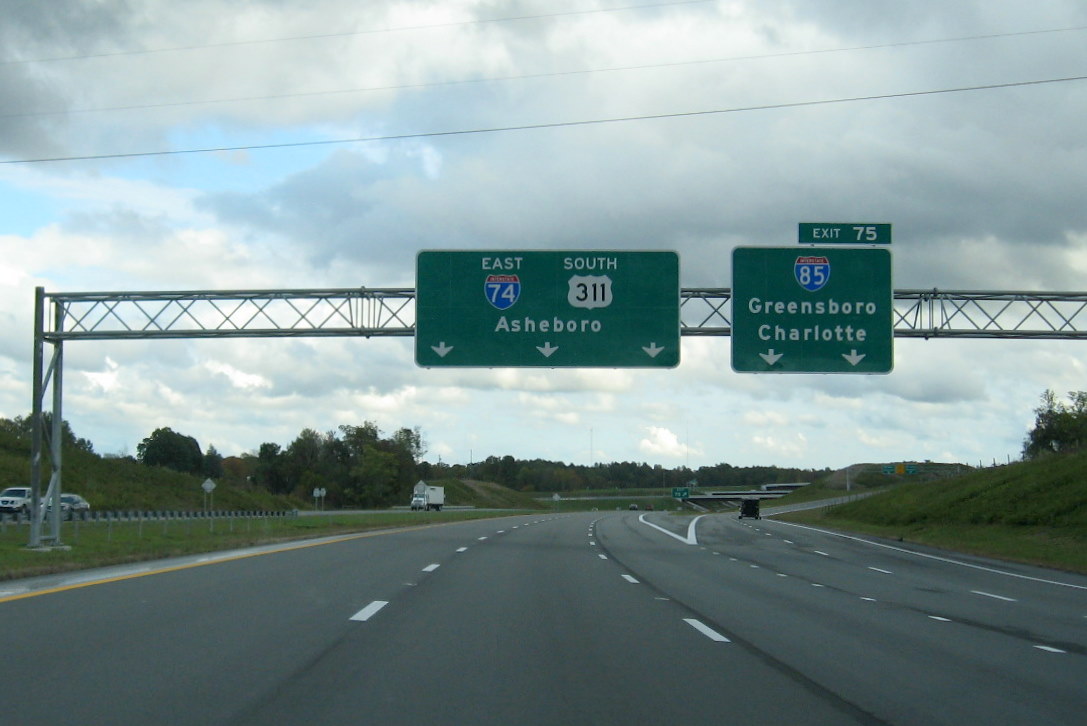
[537,342,559,357]
[642,342,664,358]
[759,349,783,366]
[842,349,866,366]
[431,342,454,358]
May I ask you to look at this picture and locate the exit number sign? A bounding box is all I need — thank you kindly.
[799,223,891,245]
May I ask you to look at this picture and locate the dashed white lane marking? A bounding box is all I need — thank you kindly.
[684,619,730,642]
[783,540,794,544]
[972,590,1017,602]
[869,567,893,574]
[622,575,639,584]
[478,537,488,541]
[812,583,825,588]
[861,597,877,602]
[456,547,468,553]
[814,550,830,557]
[1034,645,1066,653]
[422,564,440,572]
[929,616,952,622]
[598,554,608,560]
[350,600,388,622]
[590,541,596,546]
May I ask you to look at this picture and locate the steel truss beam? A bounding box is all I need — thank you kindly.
[41,288,1087,341]
[27,286,1087,547]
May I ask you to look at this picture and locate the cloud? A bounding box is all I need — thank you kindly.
[638,426,701,460]
[2,1,1086,470]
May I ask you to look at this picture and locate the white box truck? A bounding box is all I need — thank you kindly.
[411,481,445,511]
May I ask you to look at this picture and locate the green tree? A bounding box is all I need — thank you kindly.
[203,445,224,479]
[254,442,289,494]
[1024,390,1087,459]
[137,427,203,474]
[7,414,94,453]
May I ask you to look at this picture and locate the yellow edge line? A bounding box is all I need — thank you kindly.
[0,523,442,604]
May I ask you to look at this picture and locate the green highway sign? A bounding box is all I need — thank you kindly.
[799,223,891,245]
[731,246,893,374]
[672,487,690,499]
[416,250,679,367]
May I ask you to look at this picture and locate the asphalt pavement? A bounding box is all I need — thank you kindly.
[1,511,1084,725]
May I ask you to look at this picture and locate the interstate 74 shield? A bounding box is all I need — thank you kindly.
[484,274,521,310]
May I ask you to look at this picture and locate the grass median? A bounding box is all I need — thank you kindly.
[0,510,529,581]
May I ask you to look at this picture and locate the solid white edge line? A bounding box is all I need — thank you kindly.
[684,618,730,642]
[350,600,389,622]
[1034,645,1066,653]
[772,520,1087,591]
[971,590,1017,602]
[638,513,704,545]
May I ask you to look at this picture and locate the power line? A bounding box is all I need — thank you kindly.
[4,24,1085,120]
[0,0,716,65]
[3,74,1084,165]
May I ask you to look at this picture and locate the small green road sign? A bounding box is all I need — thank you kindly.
[672,487,690,499]
[731,246,893,374]
[799,223,891,245]
[416,250,679,367]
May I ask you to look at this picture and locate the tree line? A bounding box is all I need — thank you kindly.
[16,386,1077,511]
[132,423,826,507]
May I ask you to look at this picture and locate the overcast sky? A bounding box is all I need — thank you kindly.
[2,0,1086,474]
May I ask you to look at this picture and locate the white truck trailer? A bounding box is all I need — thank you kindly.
[410,481,445,511]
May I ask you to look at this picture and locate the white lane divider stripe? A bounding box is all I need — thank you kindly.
[869,567,893,574]
[638,513,704,545]
[684,619,730,642]
[456,547,468,553]
[350,600,388,622]
[622,574,639,583]
[971,590,1017,602]
[422,564,440,572]
[1034,645,1066,653]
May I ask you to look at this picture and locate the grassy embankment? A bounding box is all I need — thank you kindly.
[0,509,524,581]
[776,453,1087,573]
[0,443,542,580]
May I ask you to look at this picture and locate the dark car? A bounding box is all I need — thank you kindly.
[738,499,760,520]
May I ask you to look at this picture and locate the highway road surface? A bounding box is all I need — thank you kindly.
[2,511,1084,725]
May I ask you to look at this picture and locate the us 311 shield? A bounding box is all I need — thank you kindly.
[794,256,830,292]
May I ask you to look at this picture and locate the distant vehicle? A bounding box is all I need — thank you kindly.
[629,503,639,510]
[55,493,91,520]
[411,482,445,511]
[0,487,32,515]
[645,504,654,511]
[738,499,760,520]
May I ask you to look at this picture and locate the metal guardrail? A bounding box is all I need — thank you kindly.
[1,510,298,526]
